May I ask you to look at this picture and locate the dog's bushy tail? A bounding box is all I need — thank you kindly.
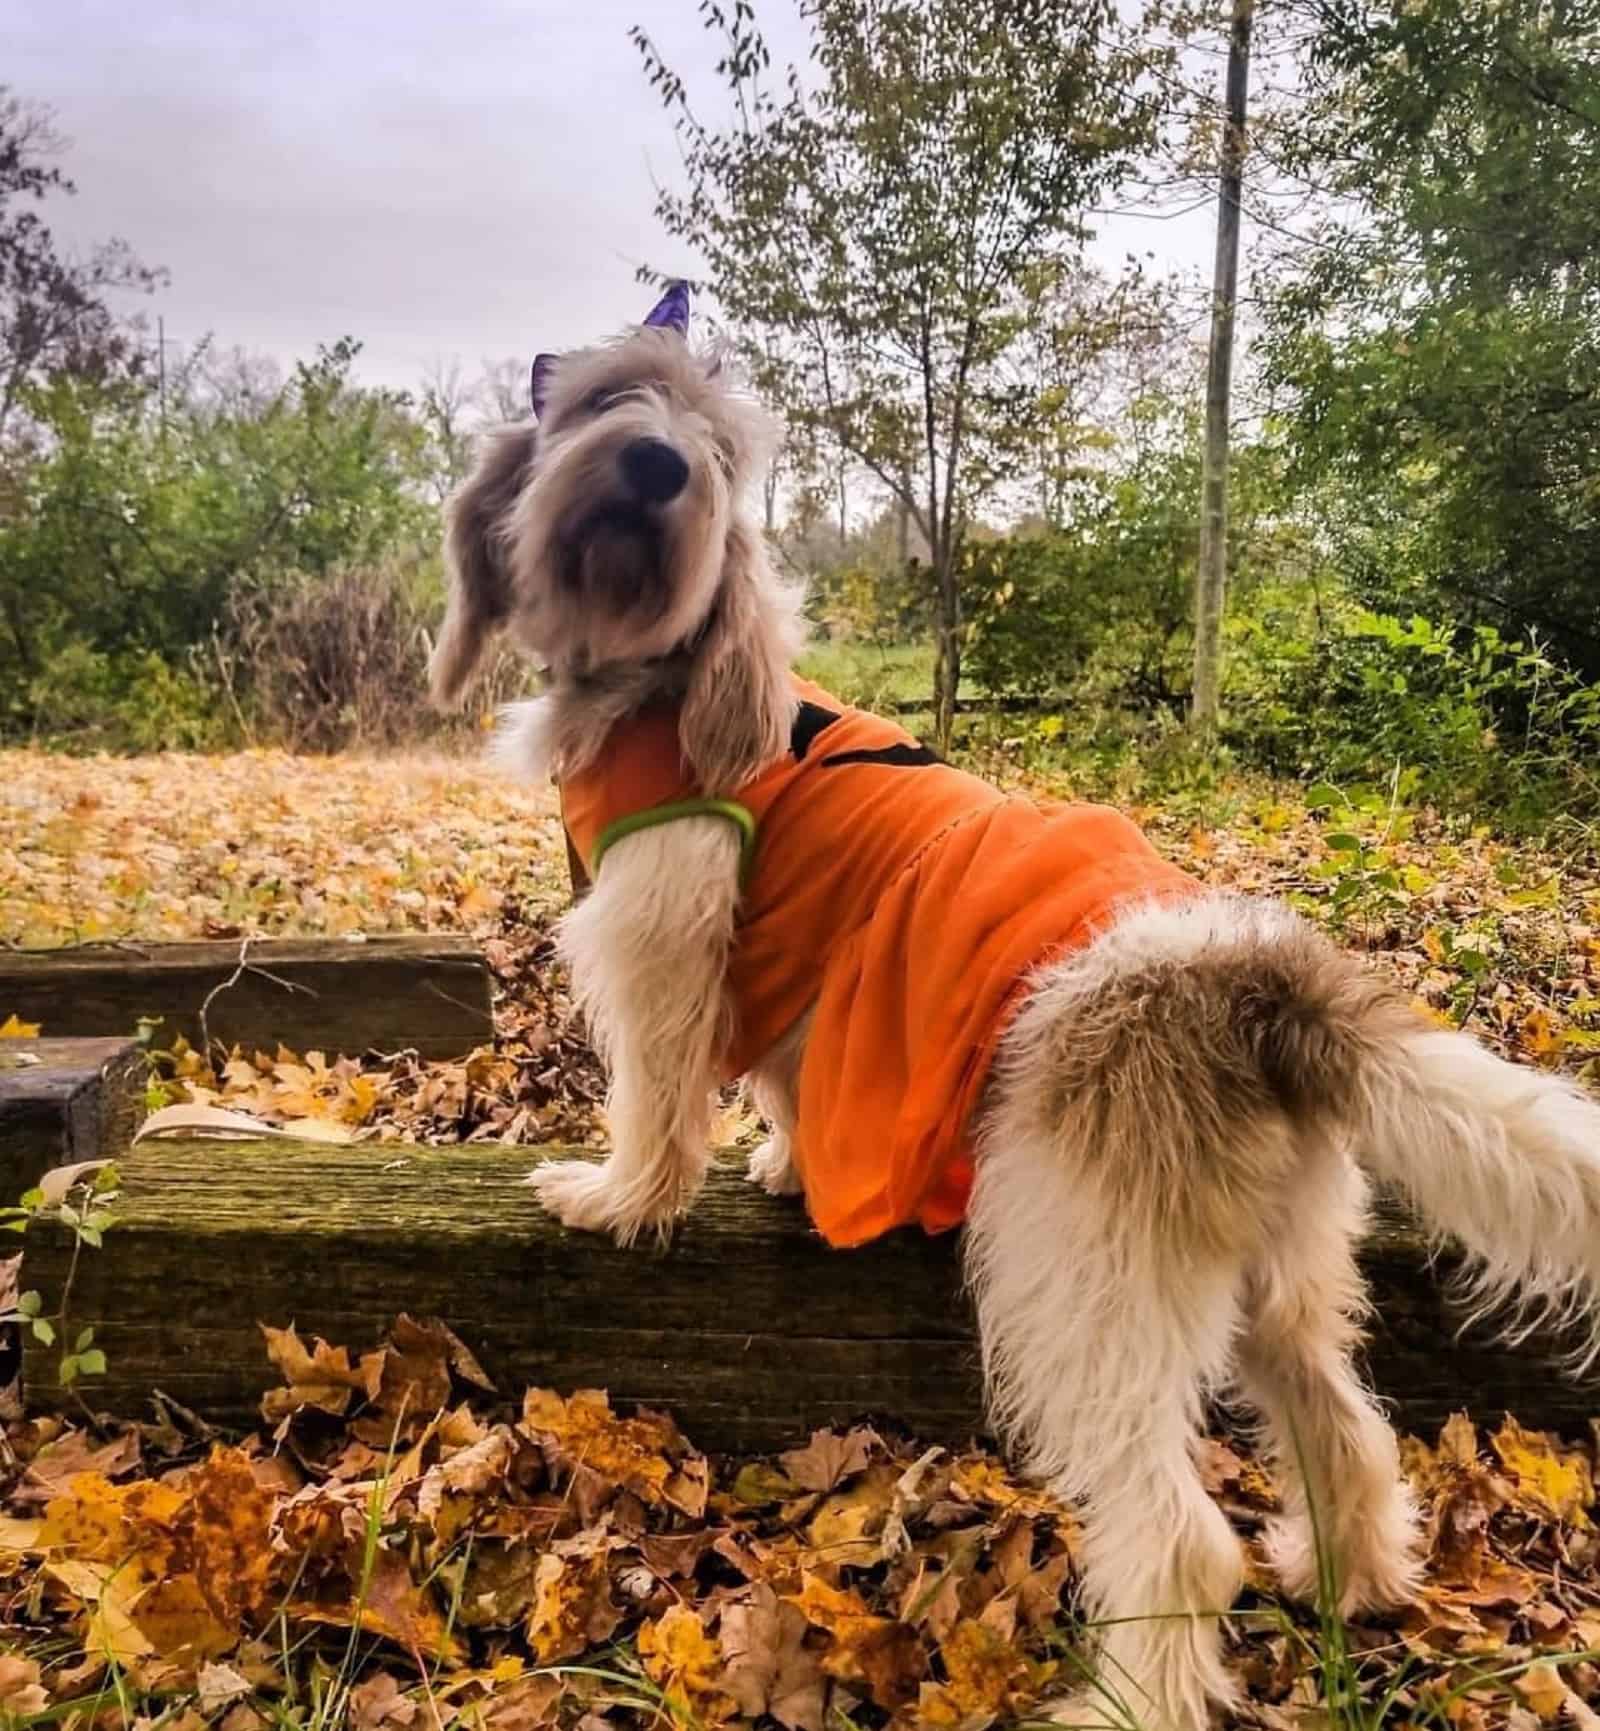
[1213,898,1600,1367]
[1344,1022,1600,1364]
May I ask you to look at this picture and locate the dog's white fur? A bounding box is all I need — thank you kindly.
[433,325,1600,1731]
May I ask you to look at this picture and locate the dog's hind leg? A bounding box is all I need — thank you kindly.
[745,1013,809,1198]
[967,1102,1249,1731]
[1233,1145,1422,1615]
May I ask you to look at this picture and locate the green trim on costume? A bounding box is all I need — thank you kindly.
[591,799,759,887]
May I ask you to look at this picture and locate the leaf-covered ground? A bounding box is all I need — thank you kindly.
[3,748,1596,1149]
[6,1318,1600,1731]
[3,746,1600,1728]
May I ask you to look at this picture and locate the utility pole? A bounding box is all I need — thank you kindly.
[1191,0,1255,728]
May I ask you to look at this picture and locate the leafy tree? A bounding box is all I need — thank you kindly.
[0,340,435,733]
[635,0,1170,743]
[1259,0,1600,676]
[0,89,161,443]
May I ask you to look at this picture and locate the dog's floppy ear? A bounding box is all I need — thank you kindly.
[430,424,538,708]
[679,521,799,792]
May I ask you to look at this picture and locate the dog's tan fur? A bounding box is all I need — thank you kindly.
[434,326,1600,1731]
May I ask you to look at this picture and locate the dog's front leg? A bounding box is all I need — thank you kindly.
[529,816,742,1247]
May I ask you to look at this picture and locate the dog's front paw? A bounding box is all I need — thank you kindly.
[745,1134,803,1197]
[527,1159,671,1247]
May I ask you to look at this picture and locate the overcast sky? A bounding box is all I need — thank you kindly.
[12,1,1215,398]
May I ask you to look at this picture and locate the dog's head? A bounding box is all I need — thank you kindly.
[430,282,781,707]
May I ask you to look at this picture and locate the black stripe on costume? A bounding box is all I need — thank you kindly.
[791,700,843,759]
[820,742,943,769]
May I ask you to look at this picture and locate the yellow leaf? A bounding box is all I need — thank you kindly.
[1491,1418,1593,1527]
[806,1463,900,1567]
[638,1604,737,1724]
[1519,1007,1566,1059]
[0,1013,40,1038]
[1513,1660,1570,1721]
[525,1546,619,1664]
[916,1619,1035,1728]
[0,1515,44,1552]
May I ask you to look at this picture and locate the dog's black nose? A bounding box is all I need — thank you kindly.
[620,438,690,504]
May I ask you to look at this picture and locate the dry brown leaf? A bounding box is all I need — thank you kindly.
[520,1387,704,1515]
[780,1426,881,1492]
[806,1462,901,1568]
[349,1672,420,1731]
[0,1653,48,1717]
[15,1426,142,1506]
[185,1445,279,1627]
[260,1323,383,1422]
[719,1581,828,1731]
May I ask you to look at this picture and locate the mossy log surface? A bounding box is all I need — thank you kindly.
[0,1038,141,1200]
[22,1137,1600,1449]
[0,937,493,1058]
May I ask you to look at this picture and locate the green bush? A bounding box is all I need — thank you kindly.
[21,644,228,752]
[1225,598,1600,826]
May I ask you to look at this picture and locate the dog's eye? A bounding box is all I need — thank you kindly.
[586,388,629,416]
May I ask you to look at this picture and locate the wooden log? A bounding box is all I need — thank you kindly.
[0,937,493,1059]
[0,1038,142,1202]
[21,1138,1600,1450]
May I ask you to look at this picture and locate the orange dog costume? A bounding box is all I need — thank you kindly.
[560,680,1199,1248]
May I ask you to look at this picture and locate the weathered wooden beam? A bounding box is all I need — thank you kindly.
[21,1139,1600,1449]
[0,937,493,1059]
[0,1038,142,1203]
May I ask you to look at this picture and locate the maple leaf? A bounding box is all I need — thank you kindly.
[913,1618,1038,1730]
[350,1671,420,1730]
[183,1445,279,1627]
[787,1572,925,1708]
[520,1388,705,1515]
[638,1604,738,1725]
[293,1546,461,1663]
[15,1425,142,1506]
[719,1582,828,1731]
[525,1543,621,1663]
[0,1012,40,1038]
[781,1425,881,1492]
[1491,1417,1594,1527]
[260,1322,384,1422]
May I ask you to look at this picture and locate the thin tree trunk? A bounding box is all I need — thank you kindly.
[932,548,961,752]
[1191,0,1254,728]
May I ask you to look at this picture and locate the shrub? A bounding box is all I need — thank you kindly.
[222,558,530,753]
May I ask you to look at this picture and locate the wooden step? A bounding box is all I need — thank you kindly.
[0,936,494,1059]
[21,1138,1598,1450]
[0,1038,143,1202]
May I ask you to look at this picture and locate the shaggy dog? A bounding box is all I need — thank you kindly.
[431,285,1600,1731]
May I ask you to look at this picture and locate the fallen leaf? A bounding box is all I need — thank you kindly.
[788,1572,924,1708]
[781,1426,881,1492]
[0,1653,48,1716]
[350,1672,420,1730]
[197,1661,253,1712]
[719,1582,828,1731]
[1491,1417,1594,1527]
[638,1603,737,1724]
[260,1323,383,1422]
[525,1543,621,1664]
